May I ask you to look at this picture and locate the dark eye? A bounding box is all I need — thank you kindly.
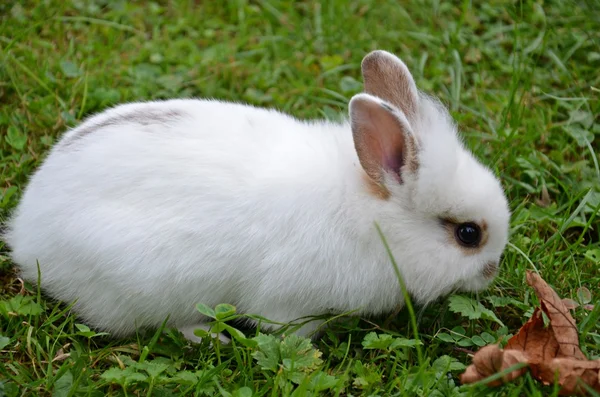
[455,223,481,247]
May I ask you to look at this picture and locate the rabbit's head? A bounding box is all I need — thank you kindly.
[349,50,510,305]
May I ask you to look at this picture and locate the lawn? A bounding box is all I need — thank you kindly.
[1,0,599,395]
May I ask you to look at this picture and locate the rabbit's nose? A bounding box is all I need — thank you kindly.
[482,261,498,279]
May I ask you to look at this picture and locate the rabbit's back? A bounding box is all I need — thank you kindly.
[5,99,384,335]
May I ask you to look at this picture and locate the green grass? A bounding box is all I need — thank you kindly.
[1,0,599,395]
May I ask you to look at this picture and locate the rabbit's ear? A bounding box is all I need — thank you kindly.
[349,93,418,185]
[361,50,419,125]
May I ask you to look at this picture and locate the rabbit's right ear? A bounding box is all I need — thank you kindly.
[349,93,418,186]
[361,50,419,125]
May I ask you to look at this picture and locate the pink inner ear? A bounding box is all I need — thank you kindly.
[351,96,413,184]
[377,103,407,181]
[364,103,409,182]
[383,146,405,183]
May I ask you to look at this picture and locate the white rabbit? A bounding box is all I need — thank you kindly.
[4,50,510,342]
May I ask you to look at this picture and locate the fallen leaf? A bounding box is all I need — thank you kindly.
[52,343,71,362]
[460,344,528,386]
[504,308,557,364]
[537,358,600,395]
[535,185,552,207]
[460,271,600,395]
[520,272,585,360]
[52,350,70,362]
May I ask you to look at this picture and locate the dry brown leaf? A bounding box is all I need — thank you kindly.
[524,271,585,360]
[535,185,552,207]
[504,307,559,364]
[460,345,528,386]
[52,343,71,362]
[460,271,600,395]
[537,358,600,395]
[52,350,70,362]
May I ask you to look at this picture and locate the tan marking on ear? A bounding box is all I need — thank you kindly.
[362,171,390,200]
[404,134,420,173]
[361,51,419,124]
[442,219,489,256]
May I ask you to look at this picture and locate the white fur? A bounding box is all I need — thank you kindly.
[4,53,510,340]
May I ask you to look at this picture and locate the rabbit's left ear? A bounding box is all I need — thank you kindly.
[349,93,419,186]
[361,50,419,126]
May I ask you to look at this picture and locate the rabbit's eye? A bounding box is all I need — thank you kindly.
[455,223,481,247]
